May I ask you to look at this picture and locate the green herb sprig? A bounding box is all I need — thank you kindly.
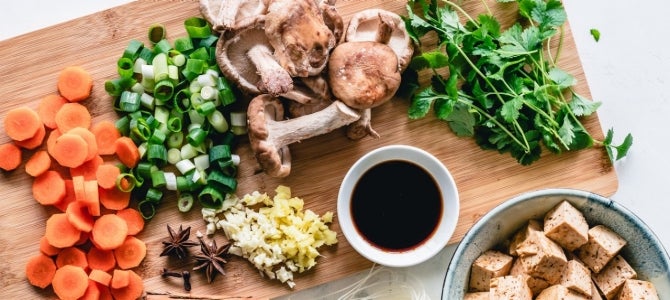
[402,0,631,164]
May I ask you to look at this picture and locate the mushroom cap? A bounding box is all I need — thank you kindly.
[247,94,292,178]
[328,41,401,110]
[199,0,268,32]
[345,8,414,72]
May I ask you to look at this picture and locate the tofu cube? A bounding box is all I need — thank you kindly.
[510,258,550,296]
[618,279,659,300]
[469,250,514,292]
[544,200,589,251]
[591,280,604,300]
[517,232,567,284]
[578,225,627,273]
[489,275,533,300]
[592,255,637,300]
[509,220,543,256]
[535,285,589,300]
[560,259,592,296]
[464,291,490,300]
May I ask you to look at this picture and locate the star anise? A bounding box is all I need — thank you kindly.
[193,237,231,283]
[161,224,199,260]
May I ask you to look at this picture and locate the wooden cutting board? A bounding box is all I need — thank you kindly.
[0,0,617,299]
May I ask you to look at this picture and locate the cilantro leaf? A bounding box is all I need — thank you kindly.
[604,129,633,161]
[501,96,524,123]
[557,115,576,147]
[409,51,449,70]
[530,0,567,29]
[446,102,475,136]
[548,68,577,89]
[408,87,439,119]
[569,93,601,116]
[590,28,601,42]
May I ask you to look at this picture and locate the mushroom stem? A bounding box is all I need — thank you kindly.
[347,108,380,140]
[375,12,395,44]
[270,101,360,148]
[246,44,293,96]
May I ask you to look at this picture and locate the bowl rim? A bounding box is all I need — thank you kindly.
[337,144,460,267]
[441,188,670,299]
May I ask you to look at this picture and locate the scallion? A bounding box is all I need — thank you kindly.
[178,193,195,212]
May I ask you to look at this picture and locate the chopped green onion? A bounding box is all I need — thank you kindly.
[167,131,184,148]
[119,91,141,112]
[145,187,164,203]
[140,93,155,110]
[167,148,182,165]
[147,143,168,166]
[198,186,224,209]
[182,59,206,81]
[117,57,135,78]
[180,143,199,160]
[138,46,154,63]
[165,172,178,191]
[171,54,186,67]
[151,170,167,188]
[230,111,248,135]
[115,116,130,136]
[207,170,237,193]
[178,193,195,212]
[138,200,156,219]
[152,53,169,82]
[194,154,210,171]
[154,80,175,102]
[209,145,231,163]
[129,118,151,142]
[153,39,172,54]
[148,23,166,44]
[135,162,154,179]
[175,159,196,174]
[200,86,216,100]
[184,17,212,38]
[122,39,144,60]
[116,173,138,192]
[167,116,183,133]
[131,82,145,94]
[190,47,210,61]
[149,129,167,144]
[207,110,228,133]
[195,101,216,116]
[187,127,208,146]
[173,89,191,113]
[174,36,194,53]
[198,35,219,48]
[105,77,135,97]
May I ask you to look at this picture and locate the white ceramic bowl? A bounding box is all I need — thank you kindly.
[442,189,670,299]
[337,144,459,267]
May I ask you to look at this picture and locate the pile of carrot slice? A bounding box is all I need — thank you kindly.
[2,66,146,300]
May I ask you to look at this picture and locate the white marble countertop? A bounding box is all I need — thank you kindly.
[3,1,668,299]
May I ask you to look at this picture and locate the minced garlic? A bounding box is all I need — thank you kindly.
[201,185,337,288]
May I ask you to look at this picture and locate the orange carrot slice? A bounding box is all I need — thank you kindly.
[70,155,103,180]
[38,94,68,129]
[58,66,93,102]
[32,170,66,205]
[96,164,121,190]
[14,122,46,150]
[87,247,116,272]
[91,214,128,250]
[3,106,41,141]
[54,179,76,212]
[114,137,140,168]
[25,150,51,177]
[89,269,112,287]
[99,186,131,211]
[66,201,95,232]
[52,265,89,300]
[115,208,144,236]
[79,279,102,300]
[91,121,121,155]
[110,269,143,300]
[111,269,130,289]
[98,283,113,300]
[45,213,81,248]
[39,236,62,257]
[83,180,101,216]
[54,102,91,132]
[114,236,147,270]
[68,127,98,162]
[51,133,89,168]
[55,246,88,269]
[0,142,22,171]
[25,253,57,289]
[46,128,61,156]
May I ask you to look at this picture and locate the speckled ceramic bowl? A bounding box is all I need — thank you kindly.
[442,189,670,299]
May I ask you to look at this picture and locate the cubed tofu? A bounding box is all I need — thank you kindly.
[518,233,567,284]
[536,285,589,300]
[592,255,637,300]
[591,280,604,300]
[464,291,490,300]
[510,258,550,296]
[560,259,592,296]
[509,220,543,256]
[489,275,533,300]
[618,279,659,300]
[469,250,514,292]
[544,200,589,251]
[578,225,627,273]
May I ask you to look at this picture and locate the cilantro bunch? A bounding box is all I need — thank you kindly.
[402,0,631,165]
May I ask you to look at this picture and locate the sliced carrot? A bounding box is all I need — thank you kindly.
[58,66,93,102]
[76,231,91,246]
[32,170,66,205]
[114,236,147,270]
[54,179,76,212]
[66,201,95,232]
[99,186,131,211]
[54,102,92,132]
[38,94,68,129]
[72,175,86,203]
[83,180,101,216]
[25,150,51,177]
[0,142,22,171]
[51,133,89,168]
[45,213,81,248]
[115,208,144,235]
[39,236,62,256]
[98,283,113,300]
[46,128,61,156]
[3,106,41,141]
[111,269,130,289]
[91,121,121,155]
[96,164,121,190]
[91,214,128,250]
[52,265,89,300]
[25,253,56,289]
[14,122,46,150]
[114,137,140,168]
[110,269,143,300]
[79,280,101,300]
[68,127,98,162]
[89,269,112,286]
[55,246,88,269]
[87,247,116,272]
[70,155,103,180]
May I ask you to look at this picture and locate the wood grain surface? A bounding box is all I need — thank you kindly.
[0,0,617,299]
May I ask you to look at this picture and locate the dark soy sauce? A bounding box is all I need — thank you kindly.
[351,160,442,251]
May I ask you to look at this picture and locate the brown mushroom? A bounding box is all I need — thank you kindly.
[247,95,360,177]
[346,108,380,140]
[327,41,401,110]
[199,0,269,32]
[216,18,293,96]
[264,0,337,77]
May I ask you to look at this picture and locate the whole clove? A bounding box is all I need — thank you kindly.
[160,268,192,291]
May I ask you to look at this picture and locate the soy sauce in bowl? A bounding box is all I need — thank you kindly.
[351,160,442,251]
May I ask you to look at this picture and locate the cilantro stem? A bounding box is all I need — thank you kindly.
[479,0,493,16]
[441,0,478,28]
[458,94,528,150]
